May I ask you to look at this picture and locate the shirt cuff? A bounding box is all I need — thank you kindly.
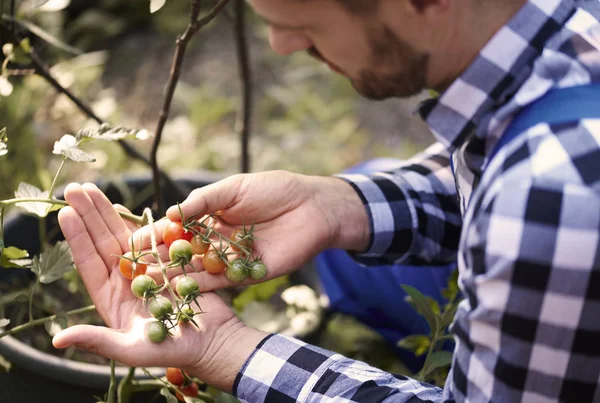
[233,334,339,402]
[336,173,415,263]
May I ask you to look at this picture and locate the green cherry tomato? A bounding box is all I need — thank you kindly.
[176,276,199,298]
[146,321,167,343]
[248,261,268,281]
[169,239,193,264]
[178,306,195,326]
[148,296,174,319]
[131,275,157,299]
[226,259,249,283]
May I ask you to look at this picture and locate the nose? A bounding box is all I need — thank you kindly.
[268,28,313,56]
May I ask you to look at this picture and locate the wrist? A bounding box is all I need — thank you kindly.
[185,319,268,393]
[314,176,371,252]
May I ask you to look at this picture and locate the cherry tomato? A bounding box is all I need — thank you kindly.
[190,234,210,255]
[146,321,167,343]
[148,296,174,319]
[202,249,226,274]
[178,306,195,326]
[248,261,268,281]
[131,275,157,299]
[166,367,185,386]
[169,239,193,264]
[176,276,199,298]
[226,259,249,283]
[163,221,193,248]
[230,228,252,252]
[119,253,148,280]
[176,382,199,401]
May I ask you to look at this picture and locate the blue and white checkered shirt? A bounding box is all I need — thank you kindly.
[234,0,600,401]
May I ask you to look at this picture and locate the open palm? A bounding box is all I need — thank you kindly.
[55,183,237,370]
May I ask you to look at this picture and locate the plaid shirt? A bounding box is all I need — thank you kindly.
[234,0,600,401]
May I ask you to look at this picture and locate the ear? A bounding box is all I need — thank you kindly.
[404,0,449,16]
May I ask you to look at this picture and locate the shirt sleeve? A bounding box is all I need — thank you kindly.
[451,175,600,402]
[233,333,447,403]
[337,142,462,266]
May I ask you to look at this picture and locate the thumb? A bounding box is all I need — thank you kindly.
[52,324,163,368]
[166,175,243,221]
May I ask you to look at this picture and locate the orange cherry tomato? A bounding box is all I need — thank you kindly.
[119,253,148,280]
[202,249,226,274]
[190,234,210,255]
[166,367,185,386]
[163,221,194,248]
[176,382,199,401]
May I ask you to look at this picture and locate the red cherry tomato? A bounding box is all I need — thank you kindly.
[202,249,226,274]
[119,253,148,280]
[166,367,185,386]
[163,221,193,248]
[176,382,199,401]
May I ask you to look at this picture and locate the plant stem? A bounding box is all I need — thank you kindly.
[0,198,146,226]
[28,279,38,322]
[107,359,116,403]
[47,158,66,201]
[151,0,231,214]
[0,304,96,339]
[233,0,253,173]
[38,216,47,252]
[417,331,440,382]
[0,287,31,306]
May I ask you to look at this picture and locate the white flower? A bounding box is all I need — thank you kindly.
[52,134,77,155]
[0,143,7,156]
[0,77,13,97]
[2,44,13,57]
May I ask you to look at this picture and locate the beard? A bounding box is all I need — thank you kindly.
[309,26,429,101]
[354,26,429,100]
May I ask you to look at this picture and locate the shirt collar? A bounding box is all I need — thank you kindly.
[419,0,578,152]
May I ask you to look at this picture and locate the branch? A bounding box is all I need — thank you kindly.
[233,0,253,173]
[0,17,190,203]
[150,0,231,214]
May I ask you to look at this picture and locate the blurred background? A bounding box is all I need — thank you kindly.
[0,0,434,200]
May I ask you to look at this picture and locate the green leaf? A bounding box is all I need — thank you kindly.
[14,182,64,217]
[232,276,289,312]
[0,354,11,372]
[423,351,453,378]
[15,294,29,304]
[44,312,68,336]
[1,246,32,268]
[77,124,149,142]
[401,285,439,335]
[426,296,441,316]
[160,387,178,403]
[397,334,431,357]
[440,303,459,329]
[31,241,75,284]
[12,19,82,56]
[150,0,167,13]
[446,269,460,301]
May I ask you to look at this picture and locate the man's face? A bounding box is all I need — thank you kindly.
[248,0,429,100]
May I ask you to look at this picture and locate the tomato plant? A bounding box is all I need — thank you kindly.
[176,382,199,401]
[176,276,200,298]
[226,259,249,283]
[202,249,227,274]
[131,275,158,299]
[166,367,185,386]
[169,239,194,264]
[163,221,194,248]
[190,234,210,255]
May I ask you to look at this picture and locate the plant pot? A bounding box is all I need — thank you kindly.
[0,171,324,402]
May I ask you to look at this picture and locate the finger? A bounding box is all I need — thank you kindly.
[52,323,177,368]
[114,204,139,233]
[170,270,247,293]
[63,183,122,269]
[58,206,108,295]
[130,219,170,252]
[166,176,242,222]
[83,183,132,253]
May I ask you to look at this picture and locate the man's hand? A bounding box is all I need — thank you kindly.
[133,171,370,292]
[54,183,266,392]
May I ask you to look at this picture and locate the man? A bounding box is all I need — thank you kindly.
[55,0,600,401]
